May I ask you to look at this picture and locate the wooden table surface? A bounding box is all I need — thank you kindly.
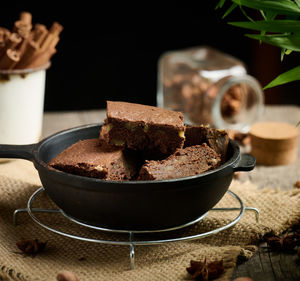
[42,105,300,281]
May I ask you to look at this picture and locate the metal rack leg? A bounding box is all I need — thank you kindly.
[245,207,260,223]
[129,232,135,270]
[13,208,27,226]
[212,207,260,223]
[13,208,60,226]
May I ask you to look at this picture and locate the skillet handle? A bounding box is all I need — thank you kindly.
[233,154,256,172]
[0,144,35,161]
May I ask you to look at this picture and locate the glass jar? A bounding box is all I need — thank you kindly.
[157,46,264,133]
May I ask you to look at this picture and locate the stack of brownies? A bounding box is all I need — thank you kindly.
[49,101,229,181]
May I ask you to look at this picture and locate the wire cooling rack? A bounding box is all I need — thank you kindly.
[13,187,260,269]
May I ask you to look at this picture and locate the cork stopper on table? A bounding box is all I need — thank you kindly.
[250,121,299,166]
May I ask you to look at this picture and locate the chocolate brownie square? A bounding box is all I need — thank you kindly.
[99,101,185,155]
[137,143,221,180]
[184,125,229,162]
[49,138,137,180]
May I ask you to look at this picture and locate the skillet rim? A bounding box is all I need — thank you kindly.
[32,123,241,186]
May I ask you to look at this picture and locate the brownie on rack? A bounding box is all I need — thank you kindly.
[48,139,138,180]
[137,143,221,180]
[99,101,185,155]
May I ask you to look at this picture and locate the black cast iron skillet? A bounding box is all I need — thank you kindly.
[0,124,255,231]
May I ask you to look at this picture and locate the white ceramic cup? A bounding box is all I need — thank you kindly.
[0,63,50,145]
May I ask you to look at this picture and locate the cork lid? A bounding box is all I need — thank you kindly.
[250,121,299,140]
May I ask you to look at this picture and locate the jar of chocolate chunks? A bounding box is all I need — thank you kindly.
[157,46,264,133]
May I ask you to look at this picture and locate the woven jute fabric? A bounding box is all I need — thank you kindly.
[0,160,299,281]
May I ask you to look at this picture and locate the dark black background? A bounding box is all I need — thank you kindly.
[1,2,300,110]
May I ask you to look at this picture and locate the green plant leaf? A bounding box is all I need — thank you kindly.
[295,0,300,8]
[222,3,238,18]
[280,48,292,61]
[232,0,300,16]
[265,11,277,20]
[215,0,227,9]
[218,0,300,90]
[263,65,300,89]
[246,33,300,51]
[281,48,286,60]
[260,10,277,20]
[239,4,255,21]
[229,20,300,32]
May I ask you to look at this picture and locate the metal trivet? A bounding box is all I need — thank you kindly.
[13,187,260,269]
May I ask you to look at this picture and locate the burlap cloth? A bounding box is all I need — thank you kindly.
[0,160,299,281]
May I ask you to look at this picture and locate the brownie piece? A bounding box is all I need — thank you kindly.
[184,125,229,162]
[137,143,221,180]
[99,101,185,155]
[183,125,207,147]
[48,138,137,180]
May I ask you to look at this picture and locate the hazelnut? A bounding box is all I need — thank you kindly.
[182,84,194,98]
[106,123,113,132]
[178,130,185,139]
[234,172,241,179]
[125,122,138,131]
[229,99,242,114]
[228,85,242,100]
[56,270,78,281]
[143,124,149,133]
[163,78,173,87]
[111,139,125,146]
[172,74,184,85]
[294,181,300,188]
[95,165,103,172]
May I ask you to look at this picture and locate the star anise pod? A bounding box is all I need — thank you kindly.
[291,221,300,235]
[186,258,224,280]
[265,233,297,252]
[16,239,46,255]
[291,223,300,246]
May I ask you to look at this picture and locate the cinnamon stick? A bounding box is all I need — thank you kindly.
[39,33,54,52]
[32,24,48,46]
[49,22,63,37]
[0,12,62,70]
[0,27,11,40]
[15,39,39,69]
[13,20,31,39]
[27,48,56,68]
[0,32,22,58]
[40,22,63,52]
[29,33,60,68]
[14,20,32,59]
[7,32,22,49]
[49,36,60,50]
[0,49,20,69]
[0,30,5,51]
[19,11,32,25]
